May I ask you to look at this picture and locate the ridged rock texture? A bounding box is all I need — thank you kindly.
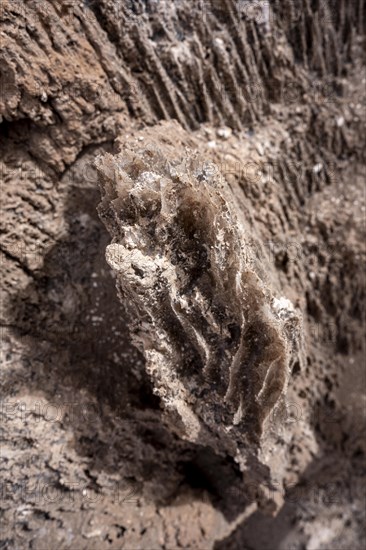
[96,129,308,510]
[1,1,365,548]
[97,136,303,439]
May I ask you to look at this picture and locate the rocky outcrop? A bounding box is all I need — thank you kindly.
[1,1,365,549]
[95,123,305,514]
[97,130,303,441]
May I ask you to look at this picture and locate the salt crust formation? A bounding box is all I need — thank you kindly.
[97,138,303,510]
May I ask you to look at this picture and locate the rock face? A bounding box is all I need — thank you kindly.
[1,1,365,548]
[96,124,305,512]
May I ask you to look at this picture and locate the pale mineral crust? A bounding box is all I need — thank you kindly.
[96,124,305,512]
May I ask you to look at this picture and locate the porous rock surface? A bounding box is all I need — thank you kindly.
[96,127,305,510]
[1,1,365,548]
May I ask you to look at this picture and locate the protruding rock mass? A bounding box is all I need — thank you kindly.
[97,129,304,508]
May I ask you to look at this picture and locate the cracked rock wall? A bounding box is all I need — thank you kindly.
[1,1,365,549]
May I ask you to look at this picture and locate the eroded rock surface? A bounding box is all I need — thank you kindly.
[96,124,308,513]
[1,1,365,548]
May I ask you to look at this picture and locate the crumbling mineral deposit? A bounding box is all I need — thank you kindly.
[96,134,304,511]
